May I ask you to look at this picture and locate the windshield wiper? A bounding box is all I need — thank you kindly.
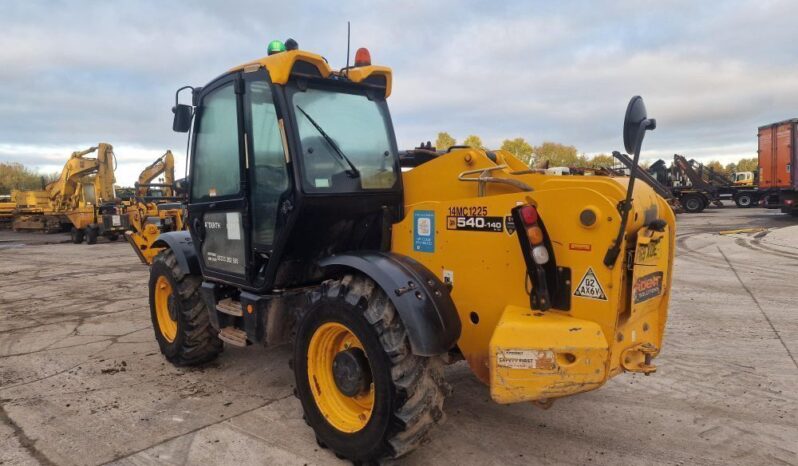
[296,105,360,178]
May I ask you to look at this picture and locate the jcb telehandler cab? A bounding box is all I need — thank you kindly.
[149,40,675,462]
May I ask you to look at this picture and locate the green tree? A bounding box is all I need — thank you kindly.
[705,160,729,177]
[463,135,483,149]
[500,137,534,165]
[736,158,758,172]
[588,153,616,167]
[533,142,580,167]
[725,162,737,175]
[0,162,47,195]
[435,132,456,151]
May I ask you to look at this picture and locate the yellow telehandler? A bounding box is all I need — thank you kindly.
[147,40,674,462]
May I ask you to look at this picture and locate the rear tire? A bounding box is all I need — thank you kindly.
[70,227,84,244]
[108,233,119,242]
[293,274,449,463]
[86,227,98,244]
[149,249,222,366]
[682,194,705,213]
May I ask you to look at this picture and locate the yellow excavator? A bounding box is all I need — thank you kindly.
[125,151,186,264]
[135,150,175,197]
[11,145,119,236]
[145,41,674,462]
[46,143,130,244]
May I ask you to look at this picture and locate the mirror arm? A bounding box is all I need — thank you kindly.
[603,119,655,268]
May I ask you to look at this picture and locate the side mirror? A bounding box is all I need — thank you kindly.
[623,95,656,155]
[172,104,193,133]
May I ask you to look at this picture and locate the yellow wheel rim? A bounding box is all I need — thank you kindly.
[154,275,177,343]
[307,322,375,433]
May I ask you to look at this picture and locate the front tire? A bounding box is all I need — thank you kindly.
[682,194,705,213]
[149,249,222,366]
[293,274,448,463]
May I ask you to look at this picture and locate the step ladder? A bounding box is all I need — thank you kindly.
[218,327,248,347]
[216,298,243,316]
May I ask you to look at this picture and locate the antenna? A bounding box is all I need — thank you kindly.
[345,21,351,74]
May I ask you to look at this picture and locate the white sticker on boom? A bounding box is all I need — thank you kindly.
[497,349,556,370]
[573,267,608,301]
[226,212,241,241]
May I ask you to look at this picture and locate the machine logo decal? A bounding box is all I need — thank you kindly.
[633,271,663,303]
[569,243,592,252]
[573,267,608,301]
[447,216,504,232]
[413,210,435,253]
[504,216,516,235]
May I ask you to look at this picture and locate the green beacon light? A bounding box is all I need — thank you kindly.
[267,40,286,55]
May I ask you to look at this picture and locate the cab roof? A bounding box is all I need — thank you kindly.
[230,49,393,97]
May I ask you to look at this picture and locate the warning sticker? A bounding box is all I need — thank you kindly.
[496,349,556,370]
[573,267,608,301]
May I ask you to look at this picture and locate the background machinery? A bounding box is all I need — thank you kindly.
[49,143,128,244]
[757,118,798,215]
[125,151,186,264]
[146,43,674,462]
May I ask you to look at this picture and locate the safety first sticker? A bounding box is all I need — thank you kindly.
[573,267,608,301]
[496,349,556,370]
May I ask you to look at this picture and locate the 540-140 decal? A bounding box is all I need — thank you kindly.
[446,215,504,232]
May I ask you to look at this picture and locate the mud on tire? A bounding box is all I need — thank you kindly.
[292,274,450,463]
[149,248,222,366]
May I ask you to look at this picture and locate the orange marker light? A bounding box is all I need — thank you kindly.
[527,225,544,245]
[354,47,371,66]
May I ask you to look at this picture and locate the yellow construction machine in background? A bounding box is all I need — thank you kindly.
[11,188,68,233]
[124,150,186,264]
[0,194,15,228]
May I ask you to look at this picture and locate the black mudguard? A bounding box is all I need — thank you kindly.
[319,251,461,356]
[152,231,201,276]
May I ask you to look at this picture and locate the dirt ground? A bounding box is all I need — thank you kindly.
[1,205,797,465]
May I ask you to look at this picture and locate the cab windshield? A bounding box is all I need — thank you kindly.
[289,85,398,192]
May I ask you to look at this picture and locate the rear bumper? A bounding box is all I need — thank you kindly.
[488,306,609,403]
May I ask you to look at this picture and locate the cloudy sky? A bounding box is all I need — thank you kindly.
[2,0,797,185]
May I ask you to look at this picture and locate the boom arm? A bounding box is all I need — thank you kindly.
[46,143,117,209]
[135,151,175,197]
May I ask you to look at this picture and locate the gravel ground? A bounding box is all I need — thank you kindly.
[1,205,797,465]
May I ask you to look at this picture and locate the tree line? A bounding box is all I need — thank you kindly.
[435,132,617,168]
[0,163,57,195]
[434,132,758,175]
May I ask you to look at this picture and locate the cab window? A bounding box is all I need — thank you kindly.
[248,80,289,246]
[192,83,241,200]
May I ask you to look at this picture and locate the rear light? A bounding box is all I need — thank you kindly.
[527,225,544,245]
[354,47,371,66]
[532,245,550,264]
[519,205,538,225]
[786,199,794,205]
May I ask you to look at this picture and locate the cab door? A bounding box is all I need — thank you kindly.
[241,69,292,283]
[188,74,250,284]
